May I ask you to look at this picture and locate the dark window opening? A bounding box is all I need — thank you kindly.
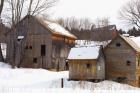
[25,46,28,49]
[33,58,37,63]
[29,46,32,49]
[116,43,121,47]
[86,63,91,68]
[41,45,46,56]
[17,39,21,41]
[126,61,131,66]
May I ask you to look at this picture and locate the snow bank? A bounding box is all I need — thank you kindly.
[0,63,139,93]
[0,62,11,68]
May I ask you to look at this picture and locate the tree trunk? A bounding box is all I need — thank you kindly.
[0,0,5,62]
[0,0,4,15]
[0,44,4,62]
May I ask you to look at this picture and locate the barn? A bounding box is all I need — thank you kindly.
[68,46,105,80]
[6,15,77,70]
[104,35,140,87]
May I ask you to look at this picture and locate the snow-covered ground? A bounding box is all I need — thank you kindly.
[0,62,140,93]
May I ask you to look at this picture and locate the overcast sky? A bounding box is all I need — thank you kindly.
[50,0,130,30]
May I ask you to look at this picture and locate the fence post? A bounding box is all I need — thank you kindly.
[61,78,64,88]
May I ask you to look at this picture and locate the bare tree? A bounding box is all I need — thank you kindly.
[0,0,5,62]
[2,0,56,67]
[4,0,56,27]
[0,0,4,15]
[57,17,95,30]
[119,0,140,29]
[95,17,110,28]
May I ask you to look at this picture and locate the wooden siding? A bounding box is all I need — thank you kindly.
[104,36,138,85]
[6,16,75,70]
[69,57,105,80]
[69,60,97,80]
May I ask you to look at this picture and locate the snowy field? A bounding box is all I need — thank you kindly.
[0,62,140,93]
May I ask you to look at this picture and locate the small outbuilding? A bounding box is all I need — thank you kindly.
[68,46,105,80]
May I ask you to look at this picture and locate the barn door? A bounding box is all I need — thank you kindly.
[41,44,46,68]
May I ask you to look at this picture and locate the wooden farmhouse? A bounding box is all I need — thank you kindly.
[68,46,105,80]
[6,15,77,70]
[104,35,140,87]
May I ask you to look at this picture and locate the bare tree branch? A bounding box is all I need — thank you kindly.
[119,0,140,29]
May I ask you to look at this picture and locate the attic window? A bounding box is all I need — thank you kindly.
[116,43,121,47]
[126,61,131,66]
[86,63,91,68]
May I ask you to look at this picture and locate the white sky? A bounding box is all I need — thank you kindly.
[50,0,130,30]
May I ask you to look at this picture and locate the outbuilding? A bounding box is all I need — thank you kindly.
[68,46,105,80]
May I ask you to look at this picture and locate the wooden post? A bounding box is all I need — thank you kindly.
[61,78,63,88]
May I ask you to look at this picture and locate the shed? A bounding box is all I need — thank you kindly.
[68,46,105,80]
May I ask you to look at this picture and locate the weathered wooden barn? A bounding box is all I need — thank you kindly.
[68,46,105,80]
[104,35,140,87]
[6,15,77,70]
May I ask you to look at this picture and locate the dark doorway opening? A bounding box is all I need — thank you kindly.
[41,45,46,56]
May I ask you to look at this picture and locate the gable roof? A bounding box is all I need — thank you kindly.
[120,35,140,52]
[39,19,77,39]
[68,46,100,60]
[26,15,77,39]
[104,35,140,52]
[16,15,77,39]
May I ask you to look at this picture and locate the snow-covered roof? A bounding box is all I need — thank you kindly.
[75,40,110,47]
[17,36,24,39]
[68,46,100,60]
[37,17,77,39]
[130,36,140,48]
[118,35,140,52]
[46,21,77,39]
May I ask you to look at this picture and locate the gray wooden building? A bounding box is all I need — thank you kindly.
[6,15,77,70]
[104,35,140,87]
[68,46,105,80]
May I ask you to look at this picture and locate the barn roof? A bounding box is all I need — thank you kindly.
[68,46,100,60]
[120,35,140,52]
[105,35,140,52]
[36,17,77,39]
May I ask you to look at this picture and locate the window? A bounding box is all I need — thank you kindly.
[86,63,91,68]
[29,46,32,49]
[126,61,131,66]
[25,46,28,49]
[116,43,121,47]
[33,58,37,63]
[41,45,46,56]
